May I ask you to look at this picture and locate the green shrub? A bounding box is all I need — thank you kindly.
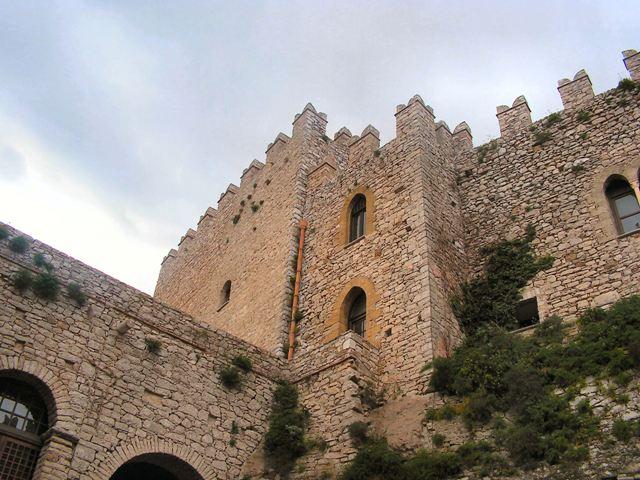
[571,164,586,173]
[32,272,60,300]
[463,392,495,428]
[360,383,383,410]
[348,421,369,446]
[264,381,309,475]
[533,130,552,146]
[32,252,53,271]
[231,420,239,434]
[618,78,637,91]
[456,440,497,468]
[251,203,259,212]
[425,404,458,421]
[145,338,161,354]
[11,269,33,293]
[219,366,241,389]
[339,439,405,480]
[612,419,635,442]
[576,110,591,122]
[66,282,87,307]
[0,226,8,240]
[431,433,445,448]
[403,450,461,480]
[9,236,29,254]
[232,214,240,224]
[232,355,253,373]
[544,112,562,127]
[450,226,553,334]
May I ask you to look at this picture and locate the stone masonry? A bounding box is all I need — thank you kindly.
[0,48,639,479]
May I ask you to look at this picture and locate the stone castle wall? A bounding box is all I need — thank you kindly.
[458,72,640,322]
[154,105,330,354]
[0,225,285,480]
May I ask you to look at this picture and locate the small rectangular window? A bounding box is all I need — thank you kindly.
[515,297,540,329]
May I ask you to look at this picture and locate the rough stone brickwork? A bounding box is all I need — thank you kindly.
[155,104,330,354]
[1,48,639,480]
[0,225,284,480]
[458,72,640,322]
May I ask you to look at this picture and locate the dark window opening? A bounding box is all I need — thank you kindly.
[515,297,540,329]
[606,177,640,235]
[220,280,231,308]
[348,290,366,336]
[349,194,367,243]
[0,378,50,480]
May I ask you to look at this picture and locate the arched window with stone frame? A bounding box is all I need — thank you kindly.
[347,288,367,336]
[0,375,51,480]
[348,194,367,243]
[605,175,640,235]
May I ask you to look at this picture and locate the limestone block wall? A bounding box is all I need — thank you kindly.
[297,96,468,397]
[155,104,330,354]
[458,79,640,321]
[0,225,285,480]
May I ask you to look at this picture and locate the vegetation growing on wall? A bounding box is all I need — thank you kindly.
[431,295,640,468]
[451,225,554,334]
[264,381,309,477]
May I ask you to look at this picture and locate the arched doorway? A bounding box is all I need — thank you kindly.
[0,372,54,480]
[110,453,205,480]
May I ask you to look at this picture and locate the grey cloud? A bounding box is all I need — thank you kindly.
[0,146,27,181]
[0,0,638,255]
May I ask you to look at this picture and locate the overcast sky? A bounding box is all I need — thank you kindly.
[0,1,637,294]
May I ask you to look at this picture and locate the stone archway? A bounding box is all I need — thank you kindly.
[110,453,205,480]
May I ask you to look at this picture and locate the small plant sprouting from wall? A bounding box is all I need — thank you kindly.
[32,272,60,301]
[67,282,87,306]
[251,203,259,213]
[348,421,369,446]
[264,381,309,476]
[219,365,242,389]
[293,309,304,323]
[571,164,586,173]
[576,110,591,122]
[11,269,33,293]
[451,225,554,334]
[373,149,381,157]
[9,236,29,254]
[617,78,638,92]
[544,112,562,127]
[0,226,8,241]
[231,420,240,435]
[145,338,161,354]
[265,179,271,185]
[232,214,241,225]
[232,355,253,373]
[531,128,553,147]
[476,139,498,163]
[33,253,54,272]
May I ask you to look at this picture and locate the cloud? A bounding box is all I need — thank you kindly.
[0,145,26,181]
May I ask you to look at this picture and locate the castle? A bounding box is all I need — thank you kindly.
[0,49,638,479]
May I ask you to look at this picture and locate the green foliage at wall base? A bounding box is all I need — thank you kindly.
[264,381,309,477]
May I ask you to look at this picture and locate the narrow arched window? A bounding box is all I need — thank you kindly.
[606,177,640,235]
[349,194,367,242]
[0,378,49,480]
[220,280,231,308]
[348,289,366,336]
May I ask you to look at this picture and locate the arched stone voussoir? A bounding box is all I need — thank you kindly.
[91,436,218,480]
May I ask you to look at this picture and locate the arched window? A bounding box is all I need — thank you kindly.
[606,177,640,234]
[220,280,231,308]
[347,288,366,336]
[349,194,367,242]
[0,378,50,480]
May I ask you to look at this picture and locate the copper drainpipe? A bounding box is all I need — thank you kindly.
[288,219,308,360]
